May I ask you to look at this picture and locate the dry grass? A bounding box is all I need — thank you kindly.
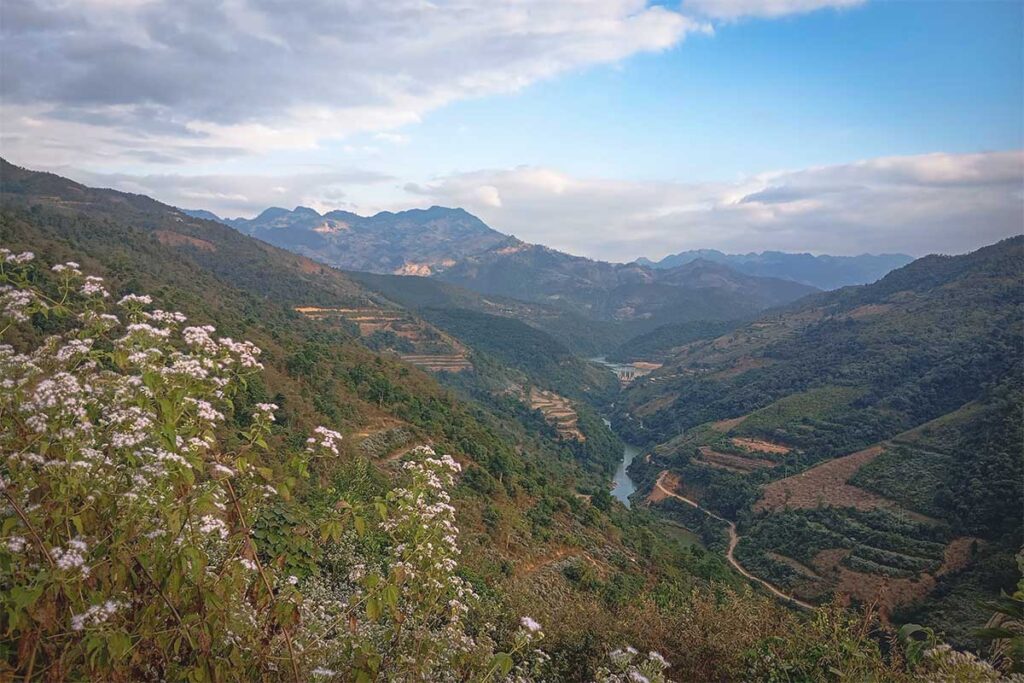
[755,446,897,514]
[731,437,791,455]
[698,446,775,473]
[154,230,216,252]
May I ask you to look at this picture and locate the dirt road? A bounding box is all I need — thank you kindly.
[653,471,814,611]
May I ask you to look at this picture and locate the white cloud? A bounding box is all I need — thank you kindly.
[0,0,703,167]
[403,151,1024,258]
[683,0,865,20]
[57,167,394,218]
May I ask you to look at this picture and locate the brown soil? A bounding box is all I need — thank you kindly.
[711,415,748,432]
[698,446,775,473]
[793,538,978,613]
[730,437,791,455]
[154,230,216,252]
[647,471,683,503]
[755,446,939,523]
[757,446,888,512]
[809,549,934,613]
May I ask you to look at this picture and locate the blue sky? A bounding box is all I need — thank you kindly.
[2,0,1021,259]
[345,0,1022,181]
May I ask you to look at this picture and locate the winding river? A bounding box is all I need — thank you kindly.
[611,442,640,507]
[590,357,809,608]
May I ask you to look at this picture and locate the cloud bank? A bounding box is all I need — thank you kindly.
[403,151,1024,259]
[0,0,703,166]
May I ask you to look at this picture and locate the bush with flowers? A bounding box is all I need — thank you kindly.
[0,251,551,681]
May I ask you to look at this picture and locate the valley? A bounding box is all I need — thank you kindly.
[210,183,1022,637]
[5,3,1021,679]
[1,158,1019,680]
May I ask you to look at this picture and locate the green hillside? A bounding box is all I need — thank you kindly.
[618,238,1023,646]
[1,160,1018,681]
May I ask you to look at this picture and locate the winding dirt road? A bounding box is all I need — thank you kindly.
[653,471,814,611]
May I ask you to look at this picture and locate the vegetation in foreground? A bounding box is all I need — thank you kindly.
[2,251,1022,680]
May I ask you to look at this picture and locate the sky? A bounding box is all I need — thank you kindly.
[1,0,1022,261]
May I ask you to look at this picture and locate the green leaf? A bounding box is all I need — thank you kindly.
[10,585,42,609]
[366,597,381,622]
[490,652,514,676]
[383,584,399,610]
[107,630,132,659]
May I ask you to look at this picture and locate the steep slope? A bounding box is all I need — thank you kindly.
[619,237,1023,633]
[620,237,1022,449]
[1,161,757,671]
[638,249,914,289]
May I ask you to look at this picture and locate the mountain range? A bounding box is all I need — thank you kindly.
[636,249,914,290]
[190,205,821,348]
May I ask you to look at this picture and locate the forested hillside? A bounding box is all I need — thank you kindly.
[2,160,1019,681]
[620,237,1023,645]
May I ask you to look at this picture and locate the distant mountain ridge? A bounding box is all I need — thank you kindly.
[193,205,819,334]
[636,249,914,290]
[189,205,511,275]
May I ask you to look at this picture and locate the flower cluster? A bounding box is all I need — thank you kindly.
[306,425,343,456]
[596,646,673,683]
[0,254,294,680]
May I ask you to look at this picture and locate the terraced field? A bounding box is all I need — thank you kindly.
[399,353,473,373]
[697,446,775,473]
[295,305,473,371]
[529,388,585,441]
[736,507,975,612]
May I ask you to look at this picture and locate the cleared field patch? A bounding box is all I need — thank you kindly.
[734,386,864,437]
[399,354,473,373]
[647,471,678,503]
[741,507,973,612]
[730,437,790,455]
[698,446,775,473]
[710,415,748,432]
[808,548,942,610]
[755,445,914,516]
[529,388,585,442]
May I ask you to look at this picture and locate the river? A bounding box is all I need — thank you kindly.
[601,414,640,508]
[612,443,640,507]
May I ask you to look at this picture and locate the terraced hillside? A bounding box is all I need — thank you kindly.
[294,305,472,371]
[529,388,585,442]
[621,238,1023,642]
